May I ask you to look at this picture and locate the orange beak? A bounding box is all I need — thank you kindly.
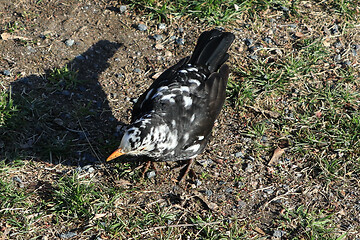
[106,148,125,161]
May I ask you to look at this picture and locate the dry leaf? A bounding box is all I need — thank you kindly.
[323,38,331,47]
[1,32,11,40]
[295,31,305,38]
[92,213,107,220]
[253,226,266,235]
[269,147,285,166]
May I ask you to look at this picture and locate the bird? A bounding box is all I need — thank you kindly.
[107,29,235,182]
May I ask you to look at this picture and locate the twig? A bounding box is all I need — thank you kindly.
[131,221,223,239]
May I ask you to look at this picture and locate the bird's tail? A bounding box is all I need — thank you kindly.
[189,29,235,73]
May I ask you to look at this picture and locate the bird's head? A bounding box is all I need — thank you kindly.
[106,126,150,161]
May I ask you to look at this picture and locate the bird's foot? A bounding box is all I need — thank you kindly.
[178,159,195,184]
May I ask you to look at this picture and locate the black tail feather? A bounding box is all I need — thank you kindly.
[189,29,235,73]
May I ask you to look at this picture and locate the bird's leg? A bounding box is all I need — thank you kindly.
[141,160,158,178]
[178,159,194,183]
[141,160,152,178]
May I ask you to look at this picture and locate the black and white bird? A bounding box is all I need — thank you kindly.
[107,29,235,180]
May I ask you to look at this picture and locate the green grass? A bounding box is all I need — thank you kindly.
[0,89,17,127]
[280,205,346,240]
[48,65,80,89]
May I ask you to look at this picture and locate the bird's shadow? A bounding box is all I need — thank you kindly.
[1,40,127,167]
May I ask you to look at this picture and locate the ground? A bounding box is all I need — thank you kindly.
[0,0,359,239]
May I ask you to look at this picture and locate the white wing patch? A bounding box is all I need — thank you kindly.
[185,144,200,153]
[183,96,192,108]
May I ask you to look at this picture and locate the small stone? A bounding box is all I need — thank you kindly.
[234,152,244,158]
[197,159,214,167]
[218,180,225,185]
[194,179,202,187]
[343,60,351,66]
[249,54,258,60]
[244,38,253,46]
[164,51,172,57]
[334,54,341,62]
[245,163,253,172]
[225,188,233,193]
[53,118,64,126]
[65,39,74,47]
[263,37,272,44]
[152,34,163,41]
[263,188,274,194]
[178,27,184,33]
[261,135,267,142]
[61,90,70,96]
[115,73,124,78]
[331,24,339,34]
[133,68,141,73]
[273,230,286,238]
[75,54,85,60]
[352,49,358,56]
[238,200,246,208]
[3,70,11,76]
[59,232,77,239]
[175,38,185,45]
[27,46,36,53]
[288,24,297,29]
[119,5,127,13]
[205,189,213,197]
[158,23,166,30]
[280,6,289,11]
[137,24,147,31]
[334,42,342,48]
[147,171,156,179]
[82,165,95,173]
[13,176,23,184]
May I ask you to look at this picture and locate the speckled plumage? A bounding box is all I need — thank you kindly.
[108,29,235,163]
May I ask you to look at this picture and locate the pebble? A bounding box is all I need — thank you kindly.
[158,23,166,30]
[236,182,244,188]
[82,165,95,173]
[61,90,70,96]
[133,68,141,73]
[137,24,147,31]
[352,49,358,56]
[234,152,244,158]
[204,189,213,197]
[197,159,214,167]
[119,5,127,13]
[115,73,124,78]
[238,200,246,209]
[218,180,225,185]
[334,54,341,62]
[27,45,36,53]
[178,27,184,33]
[175,38,185,45]
[244,38,253,46]
[194,179,202,187]
[288,24,297,29]
[59,232,77,239]
[3,70,11,76]
[245,163,253,172]
[331,24,339,34]
[147,171,156,179]
[152,34,163,41]
[13,176,23,185]
[263,37,272,44]
[225,188,233,193]
[65,39,74,47]
[273,230,286,238]
[280,6,289,12]
[249,54,258,60]
[334,42,342,48]
[263,188,274,195]
[75,54,85,60]
[53,118,64,126]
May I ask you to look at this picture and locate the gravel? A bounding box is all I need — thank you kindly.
[137,24,147,31]
[65,39,75,46]
[175,38,185,45]
[3,70,11,76]
[152,34,163,41]
[158,23,166,30]
[59,232,77,239]
[119,5,127,13]
[147,171,156,179]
